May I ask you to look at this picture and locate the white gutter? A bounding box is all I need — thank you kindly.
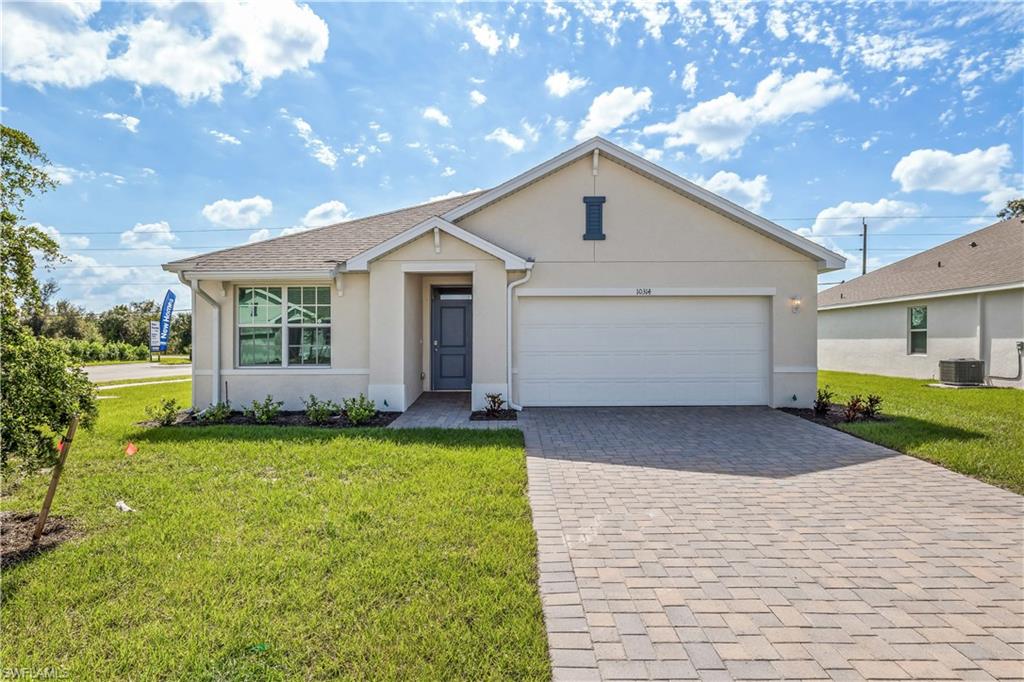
[179,272,221,405]
[506,261,534,411]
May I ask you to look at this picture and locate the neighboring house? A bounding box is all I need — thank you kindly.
[164,137,844,411]
[818,219,1024,388]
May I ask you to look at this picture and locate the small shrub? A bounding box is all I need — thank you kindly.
[842,394,865,422]
[146,398,180,426]
[303,394,341,424]
[198,401,232,424]
[813,386,834,417]
[863,394,883,419]
[484,392,505,417]
[245,395,283,424]
[342,393,376,426]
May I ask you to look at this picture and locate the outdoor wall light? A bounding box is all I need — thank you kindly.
[790,296,802,313]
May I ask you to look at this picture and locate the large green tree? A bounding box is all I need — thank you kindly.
[1,125,97,472]
[97,300,160,347]
[997,198,1024,221]
[169,311,192,355]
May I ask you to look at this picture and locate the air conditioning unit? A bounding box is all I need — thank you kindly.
[939,359,985,386]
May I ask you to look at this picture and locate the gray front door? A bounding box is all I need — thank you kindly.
[431,288,472,390]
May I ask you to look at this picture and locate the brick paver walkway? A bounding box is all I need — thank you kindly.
[392,397,1023,680]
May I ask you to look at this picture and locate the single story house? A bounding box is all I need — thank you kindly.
[818,219,1024,388]
[164,137,845,412]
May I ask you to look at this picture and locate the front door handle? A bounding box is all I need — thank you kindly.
[432,339,438,351]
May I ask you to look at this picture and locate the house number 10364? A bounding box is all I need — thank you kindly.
[635,288,652,296]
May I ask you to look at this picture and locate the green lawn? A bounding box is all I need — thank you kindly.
[1,382,549,680]
[94,376,191,387]
[819,371,1024,494]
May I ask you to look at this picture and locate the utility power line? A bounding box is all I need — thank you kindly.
[64,233,971,251]
[47,214,1000,236]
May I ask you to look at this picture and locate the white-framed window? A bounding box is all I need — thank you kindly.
[908,305,927,355]
[237,285,331,367]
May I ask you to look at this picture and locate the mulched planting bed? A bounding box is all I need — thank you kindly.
[469,409,518,421]
[1,512,80,569]
[781,403,890,427]
[143,410,401,429]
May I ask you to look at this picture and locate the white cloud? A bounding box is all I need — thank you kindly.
[544,0,571,32]
[999,45,1024,80]
[465,14,503,55]
[210,130,241,145]
[691,171,772,212]
[469,89,487,106]
[680,62,698,96]
[35,223,90,250]
[766,7,788,39]
[643,69,855,159]
[247,228,272,244]
[626,141,663,162]
[628,0,672,40]
[202,195,273,228]
[3,1,328,103]
[423,106,451,127]
[891,145,1019,212]
[545,69,589,97]
[301,200,353,228]
[810,199,923,235]
[46,164,84,185]
[485,127,526,153]
[280,109,337,168]
[100,112,139,133]
[708,0,758,43]
[442,167,456,177]
[377,131,392,143]
[119,220,178,248]
[553,117,571,138]
[848,34,951,71]
[521,120,541,143]
[575,86,653,141]
[575,1,631,45]
[426,188,484,203]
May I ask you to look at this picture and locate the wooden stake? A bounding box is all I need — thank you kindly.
[32,415,79,544]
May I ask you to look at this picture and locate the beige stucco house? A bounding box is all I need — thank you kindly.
[164,137,845,412]
[818,219,1024,388]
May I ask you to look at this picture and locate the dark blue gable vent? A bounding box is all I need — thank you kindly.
[583,196,606,240]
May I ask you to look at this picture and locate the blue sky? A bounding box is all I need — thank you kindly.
[3,1,1022,312]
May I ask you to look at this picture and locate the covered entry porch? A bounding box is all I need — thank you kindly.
[350,216,530,412]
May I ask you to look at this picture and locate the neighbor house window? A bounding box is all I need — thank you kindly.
[908,305,927,355]
[237,286,330,367]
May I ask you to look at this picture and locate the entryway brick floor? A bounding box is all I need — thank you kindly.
[393,397,1023,680]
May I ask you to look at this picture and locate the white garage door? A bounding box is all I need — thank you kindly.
[516,296,770,406]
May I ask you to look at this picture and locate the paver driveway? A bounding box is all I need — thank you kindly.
[523,406,1023,681]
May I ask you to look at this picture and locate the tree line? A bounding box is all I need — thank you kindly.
[25,282,192,355]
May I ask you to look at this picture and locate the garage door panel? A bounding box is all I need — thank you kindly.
[520,322,767,352]
[519,350,767,378]
[516,297,770,406]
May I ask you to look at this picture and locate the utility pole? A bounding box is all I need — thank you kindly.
[861,217,868,275]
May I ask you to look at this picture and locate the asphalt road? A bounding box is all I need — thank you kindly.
[86,362,192,383]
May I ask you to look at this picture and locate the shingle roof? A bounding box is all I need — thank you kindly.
[818,219,1024,308]
[165,191,485,272]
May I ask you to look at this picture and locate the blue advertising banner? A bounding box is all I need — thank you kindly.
[158,290,176,352]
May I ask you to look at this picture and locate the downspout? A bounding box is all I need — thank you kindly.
[506,261,534,411]
[179,272,221,405]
